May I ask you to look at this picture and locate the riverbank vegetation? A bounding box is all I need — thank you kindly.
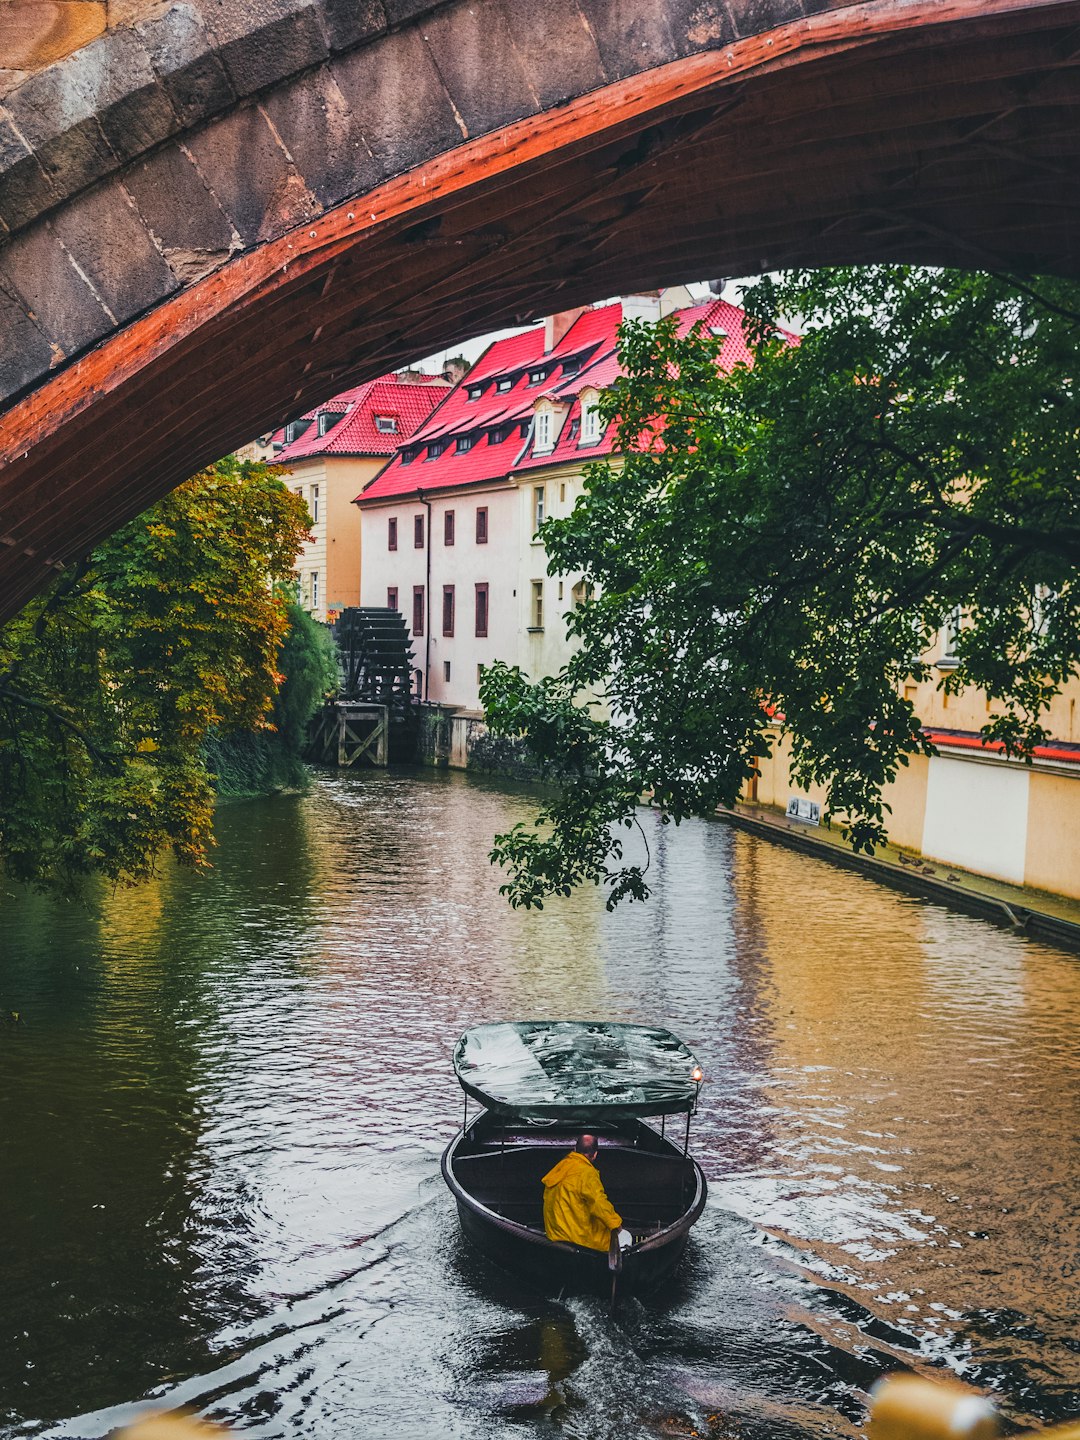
[0,457,324,894]
[481,266,1080,909]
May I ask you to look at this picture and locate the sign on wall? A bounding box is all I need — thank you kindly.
[786,795,821,825]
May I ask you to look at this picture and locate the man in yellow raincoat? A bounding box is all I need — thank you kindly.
[541,1134,622,1250]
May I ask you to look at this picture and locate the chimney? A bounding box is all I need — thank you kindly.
[620,291,662,324]
[544,306,587,352]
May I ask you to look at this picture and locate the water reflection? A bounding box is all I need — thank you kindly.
[1,769,1077,1439]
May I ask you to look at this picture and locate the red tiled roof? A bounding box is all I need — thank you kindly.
[924,728,1080,767]
[272,372,446,464]
[356,297,794,504]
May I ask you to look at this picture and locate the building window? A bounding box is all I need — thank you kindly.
[496,377,513,393]
[444,510,455,545]
[456,435,473,453]
[534,485,545,533]
[475,583,489,638]
[311,571,319,611]
[581,394,602,443]
[530,580,544,630]
[535,410,553,453]
[467,384,483,400]
[519,420,530,438]
[318,412,329,437]
[444,660,451,682]
[477,663,485,688]
[387,586,398,610]
[939,606,962,669]
[388,516,398,550]
[561,356,580,375]
[412,586,425,637]
[375,414,398,433]
[310,484,319,525]
[442,584,455,637]
[488,427,504,445]
[414,514,425,548]
[400,448,415,466]
[476,507,488,544]
[560,482,566,503]
[529,367,547,385]
[427,440,445,459]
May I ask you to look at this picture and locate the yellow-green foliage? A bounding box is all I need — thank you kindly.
[0,456,311,893]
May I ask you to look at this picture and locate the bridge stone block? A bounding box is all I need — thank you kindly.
[0,220,112,356]
[3,60,117,202]
[0,114,58,231]
[135,4,236,130]
[184,101,317,243]
[584,0,680,80]
[260,65,381,211]
[421,4,540,136]
[123,144,239,284]
[332,27,463,177]
[200,0,330,97]
[728,0,804,38]
[498,0,607,109]
[314,0,388,53]
[49,176,179,324]
[0,284,54,397]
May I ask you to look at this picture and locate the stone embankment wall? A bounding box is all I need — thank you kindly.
[415,706,538,781]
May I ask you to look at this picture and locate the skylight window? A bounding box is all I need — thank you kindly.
[375,414,398,433]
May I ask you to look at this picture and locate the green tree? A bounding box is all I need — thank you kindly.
[205,600,337,795]
[480,267,1080,909]
[0,456,311,893]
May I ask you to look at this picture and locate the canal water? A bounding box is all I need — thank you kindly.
[1,769,1077,1440]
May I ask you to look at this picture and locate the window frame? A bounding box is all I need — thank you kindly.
[475,583,489,638]
[533,485,545,532]
[414,513,425,549]
[444,509,455,546]
[388,516,398,551]
[412,585,425,637]
[442,584,455,637]
[530,579,544,631]
[375,414,398,434]
[475,506,488,544]
[387,586,398,611]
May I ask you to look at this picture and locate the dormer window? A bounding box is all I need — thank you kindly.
[529,368,547,385]
[456,435,473,453]
[580,391,602,444]
[400,448,415,466]
[318,409,345,437]
[375,414,398,433]
[284,418,312,444]
[467,384,484,400]
[496,377,513,393]
[561,357,580,376]
[534,408,554,453]
[488,427,505,445]
[709,325,728,339]
[427,440,445,459]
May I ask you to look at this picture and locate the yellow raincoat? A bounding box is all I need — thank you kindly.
[541,1150,622,1251]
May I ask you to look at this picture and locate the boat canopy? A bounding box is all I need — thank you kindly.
[453,1021,703,1122]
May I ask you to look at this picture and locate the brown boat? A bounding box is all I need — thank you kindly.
[441,1021,708,1300]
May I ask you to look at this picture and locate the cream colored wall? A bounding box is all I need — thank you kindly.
[325,457,382,612]
[514,461,594,683]
[1023,772,1080,900]
[280,455,383,619]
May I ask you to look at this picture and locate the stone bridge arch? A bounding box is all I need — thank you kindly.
[0,0,1078,619]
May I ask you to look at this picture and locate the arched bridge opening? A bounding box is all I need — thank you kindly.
[1,0,1079,621]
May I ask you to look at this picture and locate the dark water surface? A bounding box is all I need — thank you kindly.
[1,769,1077,1440]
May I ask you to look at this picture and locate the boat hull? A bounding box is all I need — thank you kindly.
[442,1113,706,1298]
